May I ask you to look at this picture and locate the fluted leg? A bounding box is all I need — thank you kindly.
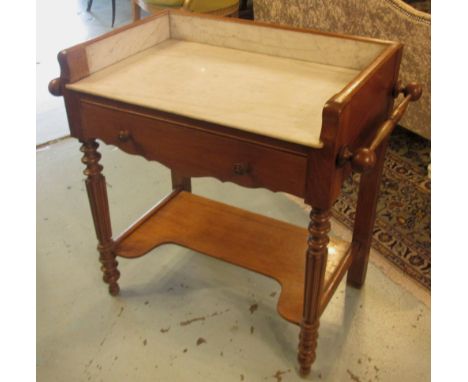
[298,208,330,376]
[81,140,120,296]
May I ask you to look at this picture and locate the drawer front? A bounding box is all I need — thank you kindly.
[79,100,307,197]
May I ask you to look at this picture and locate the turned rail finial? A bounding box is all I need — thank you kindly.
[403,82,422,101]
[48,78,62,96]
[350,147,377,173]
[392,81,422,101]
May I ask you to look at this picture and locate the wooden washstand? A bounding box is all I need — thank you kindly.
[49,10,421,375]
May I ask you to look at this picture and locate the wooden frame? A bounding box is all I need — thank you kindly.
[49,10,420,376]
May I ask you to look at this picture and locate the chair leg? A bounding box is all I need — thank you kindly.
[298,207,330,376]
[347,139,389,288]
[132,0,142,21]
[86,0,93,12]
[239,0,248,10]
[111,0,116,27]
[81,140,120,296]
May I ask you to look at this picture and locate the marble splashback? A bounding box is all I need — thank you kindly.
[169,13,387,70]
[70,12,399,147]
[82,12,388,80]
[254,0,431,138]
[85,15,170,74]
[68,40,360,147]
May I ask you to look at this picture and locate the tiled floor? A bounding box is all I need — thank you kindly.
[36,2,430,381]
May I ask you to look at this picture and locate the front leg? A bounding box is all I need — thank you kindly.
[81,140,120,296]
[298,207,330,376]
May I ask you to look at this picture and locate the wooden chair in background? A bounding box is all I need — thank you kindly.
[87,0,117,27]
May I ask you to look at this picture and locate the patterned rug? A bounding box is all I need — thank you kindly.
[332,127,431,290]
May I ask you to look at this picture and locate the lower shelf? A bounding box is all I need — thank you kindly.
[114,191,352,325]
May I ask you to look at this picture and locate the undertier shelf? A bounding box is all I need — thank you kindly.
[114,191,352,324]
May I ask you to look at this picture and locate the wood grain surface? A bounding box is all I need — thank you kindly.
[114,191,352,325]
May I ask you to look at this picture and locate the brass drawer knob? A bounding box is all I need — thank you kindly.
[233,162,251,175]
[118,130,131,142]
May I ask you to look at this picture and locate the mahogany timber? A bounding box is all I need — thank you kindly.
[171,171,191,192]
[298,208,331,375]
[114,191,352,325]
[347,141,389,288]
[338,83,423,173]
[74,94,309,158]
[78,97,308,197]
[114,188,183,244]
[305,43,403,209]
[47,10,420,376]
[80,140,120,295]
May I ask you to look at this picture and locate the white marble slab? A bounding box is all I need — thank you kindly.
[170,14,387,70]
[85,15,170,74]
[68,40,360,147]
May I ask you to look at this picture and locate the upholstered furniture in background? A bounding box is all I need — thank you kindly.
[254,0,431,139]
[133,0,240,20]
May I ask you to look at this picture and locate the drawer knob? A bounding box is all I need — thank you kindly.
[233,162,251,175]
[118,130,131,142]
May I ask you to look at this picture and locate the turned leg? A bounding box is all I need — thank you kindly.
[171,170,191,192]
[298,207,331,376]
[81,140,120,296]
[347,140,389,288]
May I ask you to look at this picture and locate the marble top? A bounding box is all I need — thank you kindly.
[68,39,360,147]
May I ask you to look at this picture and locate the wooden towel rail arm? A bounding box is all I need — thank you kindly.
[337,82,422,173]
